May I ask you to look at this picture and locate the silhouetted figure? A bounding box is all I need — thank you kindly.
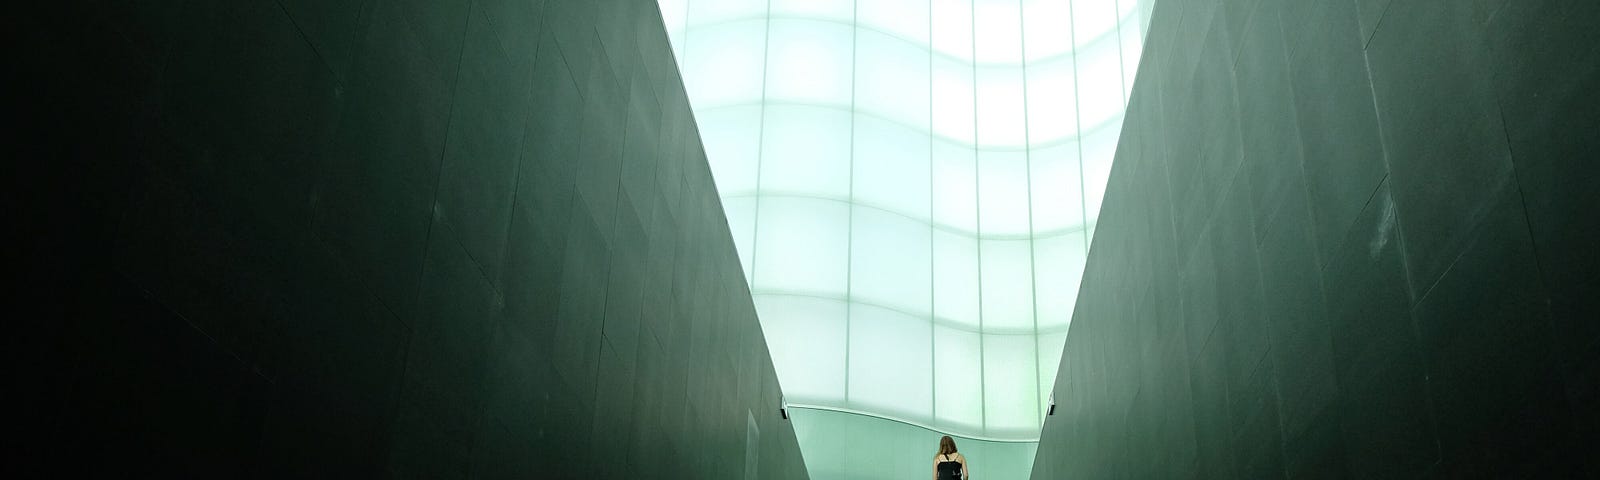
[934,435,968,480]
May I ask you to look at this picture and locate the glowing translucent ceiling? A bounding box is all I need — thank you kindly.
[658,0,1151,441]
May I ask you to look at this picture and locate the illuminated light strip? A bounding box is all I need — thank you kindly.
[786,403,1043,443]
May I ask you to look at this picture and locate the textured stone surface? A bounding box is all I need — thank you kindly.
[1030,0,1598,477]
[17,1,807,478]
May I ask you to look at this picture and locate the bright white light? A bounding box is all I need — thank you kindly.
[660,0,1149,445]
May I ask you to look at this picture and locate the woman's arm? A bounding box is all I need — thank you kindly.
[960,455,970,479]
[932,458,940,480]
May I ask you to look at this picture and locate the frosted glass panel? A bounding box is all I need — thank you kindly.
[853,115,932,220]
[698,105,763,196]
[841,415,908,480]
[665,0,1152,448]
[1081,115,1121,226]
[1022,0,1073,60]
[1071,0,1120,48]
[934,325,983,430]
[983,334,1039,434]
[933,230,981,330]
[1075,35,1125,128]
[858,0,932,41]
[682,20,767,108]
[753,197,850,296]
[791,407,852,479]
[1032,231,1087,331]
[724,196,759,281]
[932,140,979,233]
[975,66,1027,147]
[1028,141,1086,234]
[1037,330,1068,417]
[855,30,933,129]
[766,19,854,106]
[977,151,1032,236]
[686,0,768,26]
[849,303,933,420]
[791,407,1040,480]
[756,295,849,403]
[1121,15,1145,103]
[850,206,933,314]
[930,0,975,59]
[1023,58,1079,145]
[973,0,1022,64]
[932,57,977,144]
[760,105,853,199]
[980,239,1035,334]
[659,0,688,55]
[771,0,855,22]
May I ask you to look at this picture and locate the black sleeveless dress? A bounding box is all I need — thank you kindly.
[937,454,962,480]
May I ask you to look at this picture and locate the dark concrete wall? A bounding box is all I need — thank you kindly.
[1031,0,1597,478]
[16,0,807,478]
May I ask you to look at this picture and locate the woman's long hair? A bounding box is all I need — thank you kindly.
[938,436,958,456]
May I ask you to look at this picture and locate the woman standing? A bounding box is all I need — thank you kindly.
[933,436,968,480]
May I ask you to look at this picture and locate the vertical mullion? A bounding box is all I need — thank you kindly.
[749,0,774,289]
[1017,0,1045,426]
[843,0,859,407]
[1069,0,1090,254]
[970,0,988,436]
[928,0,939,427]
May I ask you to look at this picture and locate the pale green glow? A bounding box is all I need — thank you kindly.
[789,406,1039,480]
[658,0,1153,465]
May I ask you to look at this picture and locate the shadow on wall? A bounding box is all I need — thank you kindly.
[16,0,812,478]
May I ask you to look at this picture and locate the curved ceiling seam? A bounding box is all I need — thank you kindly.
[723,192,1095,239]
[784,404,1044,443]
[691,100,1130,150]
[666,0,1148,449]
[684,10,1140,65]
[751,291,1074,336]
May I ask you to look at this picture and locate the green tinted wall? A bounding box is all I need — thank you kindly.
[790,407,1037,480]
[18,0,808,477]
[1031,0,1599,477]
